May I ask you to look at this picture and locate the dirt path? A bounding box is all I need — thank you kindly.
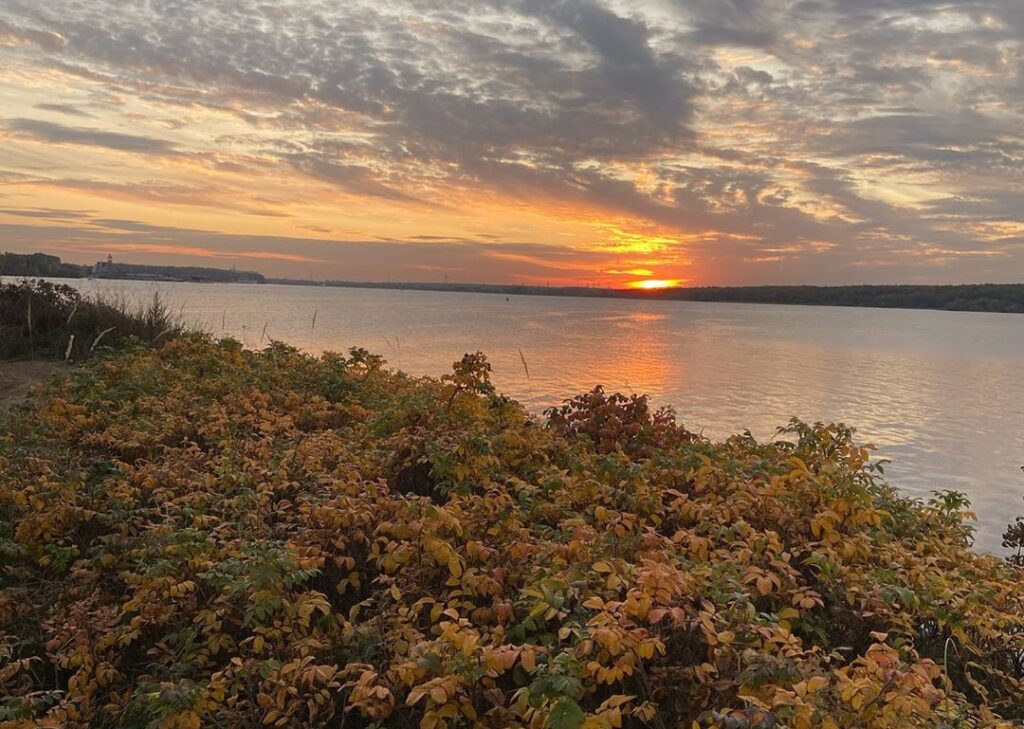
[0,360,66,411]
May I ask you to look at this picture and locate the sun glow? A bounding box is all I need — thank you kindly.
[629,279,683,290]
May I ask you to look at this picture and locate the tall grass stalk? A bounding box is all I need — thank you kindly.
[518,347,535,407]
[517,348,531,381]
[91,327,116,352]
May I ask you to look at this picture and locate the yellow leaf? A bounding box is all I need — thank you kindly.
[806,676,828,693]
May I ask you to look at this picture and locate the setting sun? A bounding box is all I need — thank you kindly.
[629,279,684,290]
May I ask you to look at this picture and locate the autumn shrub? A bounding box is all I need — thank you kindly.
[546,386,698,459]
[0,279,183,360]
[0,336,1022,728]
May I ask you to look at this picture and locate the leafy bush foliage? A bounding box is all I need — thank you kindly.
[1003,487,1024,568]
[546,386,697,459]
[0,279,183,360]
[0,337,1022,728]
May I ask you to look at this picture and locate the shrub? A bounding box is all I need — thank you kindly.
[0,279,183,360]
[545,386,698,458]
[0,338,1021,728]
[1004,486,1024,568]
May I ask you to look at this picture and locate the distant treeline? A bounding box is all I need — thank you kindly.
[1,252,89,278]
[269,278,1024,313]
[641,284,1024,313]
[267,278,602,298]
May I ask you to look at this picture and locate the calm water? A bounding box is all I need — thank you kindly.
[46,279,1024,552]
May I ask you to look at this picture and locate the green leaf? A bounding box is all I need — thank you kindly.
[548,697,585,729]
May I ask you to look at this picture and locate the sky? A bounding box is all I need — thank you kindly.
[1,0,1023,287]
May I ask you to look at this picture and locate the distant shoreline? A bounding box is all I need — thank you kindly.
[11,273,1024,314]
[264,278,1024,314]
[5,249,1023,313]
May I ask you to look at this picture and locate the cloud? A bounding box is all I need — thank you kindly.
[521,0,697,133]
[0,0,1021,283]
[0,207,94,220]
[34,103,93,118]
[97,242,323,264]
[288,156,426,203]
[3,118,178,154]
[14,177,294,218]
[673,0,779,48]
[0,211,631,282]
[0,17,65,50]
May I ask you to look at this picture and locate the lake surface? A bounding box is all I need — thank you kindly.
[42,278,1024,552]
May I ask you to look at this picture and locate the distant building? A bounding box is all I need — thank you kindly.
[91,258,266,284]
[92,254,113,277]
[1,251,89,278]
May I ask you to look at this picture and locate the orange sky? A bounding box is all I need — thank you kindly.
[1,1,1023,286]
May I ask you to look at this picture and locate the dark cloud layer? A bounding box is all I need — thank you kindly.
[0,209,617,282]
[0,0,1022,282]
[4,118,178,154]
